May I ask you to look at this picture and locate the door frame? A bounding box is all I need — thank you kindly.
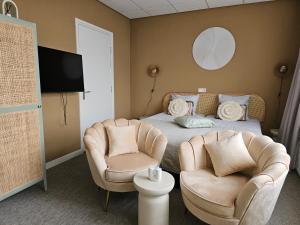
[75,18,115,149]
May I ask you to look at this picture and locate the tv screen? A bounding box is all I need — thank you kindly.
[38,46,84,93]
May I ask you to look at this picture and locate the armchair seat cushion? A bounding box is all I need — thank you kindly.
[105,152,159,183]
[180,169,249,218]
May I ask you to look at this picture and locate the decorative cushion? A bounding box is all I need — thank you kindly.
[106,125,139,157]
[181,169,249,218]
[217,101,245,121]
[168,98,189,116]
[219,94,250,120]
[174,116,216,128]
[105,152,158,182]
[171,94,200,115]
[204,133,256,177]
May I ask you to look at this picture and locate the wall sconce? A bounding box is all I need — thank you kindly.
[278,65,288,75]
[277,64,289,97]
[275,64,289,127]
[147,65,160,78]
[143,65,160,116]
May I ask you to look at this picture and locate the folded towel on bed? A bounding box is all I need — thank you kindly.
[174,116,216,129]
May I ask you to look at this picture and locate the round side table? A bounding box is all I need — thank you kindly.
[134,170,175,225]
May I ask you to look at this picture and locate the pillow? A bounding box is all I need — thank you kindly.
[169,101,193,116]
[217,101,245,121]
[171,94,200,115]
[168,99,189,116]
[106,125,139,157]
[185,101,194,116]
[218,94,250,105]
[218,94,249,120]
[204,133,256,177]
[174,116,216,128]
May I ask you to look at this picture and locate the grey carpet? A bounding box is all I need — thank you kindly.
[0,154,299,225]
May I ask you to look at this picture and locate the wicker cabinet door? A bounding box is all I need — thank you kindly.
[0,16,46,200]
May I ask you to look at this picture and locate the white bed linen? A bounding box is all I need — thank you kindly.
[143,113,262,173]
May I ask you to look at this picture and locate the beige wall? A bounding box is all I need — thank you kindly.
[14,0,131,161]
[10,0,300,161]
[130,0,300,133]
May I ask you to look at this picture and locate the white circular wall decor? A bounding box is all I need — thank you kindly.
[193,27,236,70]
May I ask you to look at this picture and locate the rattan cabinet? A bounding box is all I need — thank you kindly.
[0,14,47,201]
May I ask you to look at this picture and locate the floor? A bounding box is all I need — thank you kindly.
[0,154,299,225]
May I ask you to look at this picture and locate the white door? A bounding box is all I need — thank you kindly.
[76,19,114,148]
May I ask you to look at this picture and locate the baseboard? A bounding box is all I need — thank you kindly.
[46,148,85,170]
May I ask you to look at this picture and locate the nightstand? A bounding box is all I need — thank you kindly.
[270,129,279,142]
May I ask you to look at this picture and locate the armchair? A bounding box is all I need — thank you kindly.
[179,130,290,225]
[83,118,167,211]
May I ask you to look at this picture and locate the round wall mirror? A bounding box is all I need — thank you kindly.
[192,27,236,70]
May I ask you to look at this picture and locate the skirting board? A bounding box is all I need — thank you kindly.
[46,149,84,170]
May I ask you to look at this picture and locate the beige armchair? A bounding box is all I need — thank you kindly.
[179,130,290,225]
[83,118,167,211]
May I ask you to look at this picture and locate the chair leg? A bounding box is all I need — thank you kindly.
[184,207,188,215]
[104,190,110,212]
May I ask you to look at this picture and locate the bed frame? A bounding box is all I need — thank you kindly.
[162,92,266,122]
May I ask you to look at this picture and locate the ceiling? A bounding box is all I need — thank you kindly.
[98,0,273,19]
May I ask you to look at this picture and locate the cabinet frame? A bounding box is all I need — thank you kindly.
[0,14,47,201]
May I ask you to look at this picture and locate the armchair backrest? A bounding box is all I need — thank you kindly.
[180,130,290,180]
[180,130,256,171]
[85,118,162,157]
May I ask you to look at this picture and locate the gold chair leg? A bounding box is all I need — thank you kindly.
[104,190,110,212]
[184,207,188,214]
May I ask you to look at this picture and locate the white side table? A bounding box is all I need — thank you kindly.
[134,171,175,225]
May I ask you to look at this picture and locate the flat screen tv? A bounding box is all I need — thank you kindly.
[38,46,84,93]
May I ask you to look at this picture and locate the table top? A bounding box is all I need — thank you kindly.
[133,171,175,196]
[270,129,279,136]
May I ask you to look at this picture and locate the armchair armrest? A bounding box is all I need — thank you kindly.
[234,163,289,225]
[84,128,108,189]
[150,134,167,163]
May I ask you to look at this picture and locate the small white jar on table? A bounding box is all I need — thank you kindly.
[134,170,175,225]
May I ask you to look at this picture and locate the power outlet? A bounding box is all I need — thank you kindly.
[198,88,207,93]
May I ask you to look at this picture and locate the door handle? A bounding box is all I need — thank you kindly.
[83,90,92,100]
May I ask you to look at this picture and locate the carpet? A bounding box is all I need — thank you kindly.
[0,154,299,225]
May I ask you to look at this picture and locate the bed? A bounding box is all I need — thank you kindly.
[142,92,266,173]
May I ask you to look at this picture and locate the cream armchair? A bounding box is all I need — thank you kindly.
[179,130,290,225]
[83,118,167,211]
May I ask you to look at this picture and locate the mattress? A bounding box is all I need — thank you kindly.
[142,113,262,173]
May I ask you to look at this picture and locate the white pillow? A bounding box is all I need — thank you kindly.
[106,126,139,157]
[168,99,189,116]
[204,133,256,177]
[218,94,250,105]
